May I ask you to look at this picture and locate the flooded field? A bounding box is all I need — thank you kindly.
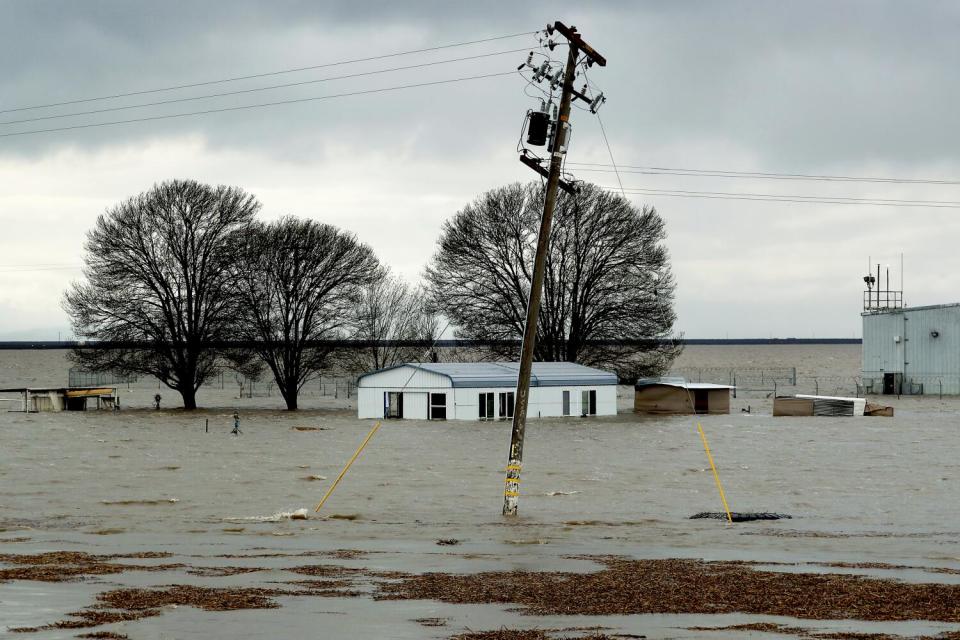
[3,347,960,639]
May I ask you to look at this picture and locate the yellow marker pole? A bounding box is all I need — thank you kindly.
[315,421,382,513]
[697,422,733,524]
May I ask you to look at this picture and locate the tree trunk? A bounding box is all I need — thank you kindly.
[180,386,198,411]
[282,382,299,411]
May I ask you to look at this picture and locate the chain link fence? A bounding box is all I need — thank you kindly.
[668,366,868,399]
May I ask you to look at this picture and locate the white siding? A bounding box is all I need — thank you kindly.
[358,365,454,418]
[403,392,428,419]
[358,365,451,390]
[450,386,616,420]
[357,364,617,419]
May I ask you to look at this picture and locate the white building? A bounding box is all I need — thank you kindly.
[356,362,618,420]
[863,302,960,395]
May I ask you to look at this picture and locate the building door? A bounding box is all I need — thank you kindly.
[581,389,597,416]
[385,392,403,419]
[694,390,709,414]
[883,373,896,395]
[478,392,494,420]
[498,392,515,419]
[430,393,447,420]
[562,390,570,416]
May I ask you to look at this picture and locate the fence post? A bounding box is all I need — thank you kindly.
[940,379,943,400]
[733,374,736,399]
[815,379,819,395]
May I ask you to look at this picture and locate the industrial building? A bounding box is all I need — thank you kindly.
[863,302,960,395]
[356,362,618,420]
[633,377,733,414]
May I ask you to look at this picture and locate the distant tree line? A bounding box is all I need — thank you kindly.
[65,179,678,410]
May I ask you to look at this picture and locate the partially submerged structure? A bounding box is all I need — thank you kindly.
[0,387,118,412]
[356,362,617,420]
[773,394,867,417]
[633,377,733,415]
[863,302,960,395]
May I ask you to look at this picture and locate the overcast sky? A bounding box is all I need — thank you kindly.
[2,1,959,339]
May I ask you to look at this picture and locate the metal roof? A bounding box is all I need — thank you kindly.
[358,361,617,388]
[634,377,734,390]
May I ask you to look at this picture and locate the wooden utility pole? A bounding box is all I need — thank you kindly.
[503,23,606,516]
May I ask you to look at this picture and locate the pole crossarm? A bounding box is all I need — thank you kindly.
[519,152,579,194]
[552,22,606,66]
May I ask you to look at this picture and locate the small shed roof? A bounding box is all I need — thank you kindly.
[359,361,617,388]
[634,377,734,390]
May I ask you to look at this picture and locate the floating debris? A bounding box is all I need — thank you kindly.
[690,512,791,522]
[378,557,960,622]
[413,617,448,627]
[436,538,460,546]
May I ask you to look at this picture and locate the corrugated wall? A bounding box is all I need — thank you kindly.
[863,305,960,394]
[358,365,452,390]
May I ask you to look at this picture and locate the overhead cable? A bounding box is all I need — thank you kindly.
[0,48,529,127]
[571,162,960,186]
[0,30,535,114]
[0,72,514,138]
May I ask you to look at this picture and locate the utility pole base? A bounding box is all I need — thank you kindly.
[503,460,521,516]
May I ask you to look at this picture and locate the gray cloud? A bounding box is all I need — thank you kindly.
[1,1,958,338]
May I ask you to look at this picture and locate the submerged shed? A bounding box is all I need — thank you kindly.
[0,387,118,412]
[633,377,733,415]
[773,394,866,417]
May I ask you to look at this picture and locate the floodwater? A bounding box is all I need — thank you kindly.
[2,347,960,638]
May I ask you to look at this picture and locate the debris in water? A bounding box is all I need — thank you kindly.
[544,491,579,496]
[378,556,960,622]
[302,475,328,481]
[436,538,460,546]
[99,498,179,506]
[690,512,791,522]
[413,617,448,627]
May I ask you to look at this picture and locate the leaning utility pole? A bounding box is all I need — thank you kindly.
[503,22,606,516]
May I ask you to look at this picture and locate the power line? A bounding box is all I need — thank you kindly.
[570,162,960,186]
[1,30,535,115]
[594,112,624,198]
[604,186,960,209]
[0,48,529,127]
[0,72,514,139]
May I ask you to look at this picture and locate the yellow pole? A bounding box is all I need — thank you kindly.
[315,421,382,512]
[697,422,733,524]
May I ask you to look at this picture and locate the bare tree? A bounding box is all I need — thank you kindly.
[64,180,260,409]
[339,273,439,374]
[424,181,681,380]
[234,217,380,410]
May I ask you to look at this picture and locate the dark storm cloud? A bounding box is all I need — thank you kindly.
[3,1,959,166]
[2,1,960,337]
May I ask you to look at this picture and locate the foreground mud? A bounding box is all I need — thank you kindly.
[7,551,960,636]
[380,557,960,622]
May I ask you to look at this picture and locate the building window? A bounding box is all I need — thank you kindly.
[498,392,515,419]
[478,392,494,420]
[430,393,447,420]
[562,390,570,416]
[385,392,403,419]
[581,389,597,416]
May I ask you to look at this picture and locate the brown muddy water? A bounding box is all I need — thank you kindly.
[2,347,960,639]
